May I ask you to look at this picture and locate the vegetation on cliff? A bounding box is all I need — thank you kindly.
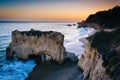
[88,29,120,51]
[88,29,120,80]
[85,6,120,29]
[78,5,120,80]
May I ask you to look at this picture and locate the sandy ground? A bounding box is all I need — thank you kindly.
[25,28,92,80]
[25,59,83,80]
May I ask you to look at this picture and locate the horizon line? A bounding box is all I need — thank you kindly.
[0,20,80,23]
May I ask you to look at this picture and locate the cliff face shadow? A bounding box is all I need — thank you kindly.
[25,59,83,80]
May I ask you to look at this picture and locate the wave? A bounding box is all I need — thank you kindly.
[0,59,36,80]
[0,34,10,37]
[0,23,94,80]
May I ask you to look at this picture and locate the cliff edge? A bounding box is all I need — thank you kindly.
[78,29,120,80]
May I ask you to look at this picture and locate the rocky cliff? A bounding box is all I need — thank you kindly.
[78,29,120,80]
[78,6,120,29]
[79,43,110,80]
[6,29,66,63]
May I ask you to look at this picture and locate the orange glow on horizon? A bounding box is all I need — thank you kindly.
[0,1,119,21]
[0,8,87,21]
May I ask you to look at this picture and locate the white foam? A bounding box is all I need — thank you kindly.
[0,59,36,80]
[0,23,95,80]
[0,34,10,37]
[64,27,95,58]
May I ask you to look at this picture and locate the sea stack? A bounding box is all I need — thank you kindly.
[6,29,66,63]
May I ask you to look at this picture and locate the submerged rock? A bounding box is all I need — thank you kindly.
[6,29,66,63]
[66,52,78,63]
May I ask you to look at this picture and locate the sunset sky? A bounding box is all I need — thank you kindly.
[0,0,120,21]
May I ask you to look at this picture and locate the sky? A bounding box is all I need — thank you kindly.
[0,0,120,21]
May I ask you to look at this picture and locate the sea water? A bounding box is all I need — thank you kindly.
[0,22,93,80]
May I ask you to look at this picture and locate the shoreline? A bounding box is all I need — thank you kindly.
[25,59,83,80]
[25,27,95,80]
[25,28,91,80]
[25,37,88,80]
[0,24,92,80]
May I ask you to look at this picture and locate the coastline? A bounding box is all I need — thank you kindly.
[0,5,119,80]
[25,59,83,80]
[24,27,92,80]
[0,21,95,80]
[25,28,93,80]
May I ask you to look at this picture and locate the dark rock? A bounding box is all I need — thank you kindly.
[85,5,120,29]
[67,24,72,26]
[66,52,78,63]
[102,60,109,67]
[6,47,14,59]
[102,49,117,61]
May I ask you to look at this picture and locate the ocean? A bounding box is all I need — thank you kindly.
[0,22,91,80]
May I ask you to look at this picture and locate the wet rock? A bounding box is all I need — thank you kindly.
[66,52,78,63]
[67,24,72,26]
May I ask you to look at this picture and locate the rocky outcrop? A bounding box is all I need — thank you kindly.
[78,29,120,80]
[66,52,78,63]
[78,43,110,80]
[6,29,66,63]
[77,21,100,29]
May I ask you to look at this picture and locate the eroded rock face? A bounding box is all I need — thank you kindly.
[6,29,66,63]
[78,43,111,80]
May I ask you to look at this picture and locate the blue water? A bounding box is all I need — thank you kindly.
[0,22,90,80]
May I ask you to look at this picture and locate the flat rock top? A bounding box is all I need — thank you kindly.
[13,29,63,37]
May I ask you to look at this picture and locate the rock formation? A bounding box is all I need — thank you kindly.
[6,29,66,63]
[77,21,100,29]
[78,29,120,80]
[78,43,110,80]
[77,6,120,80]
